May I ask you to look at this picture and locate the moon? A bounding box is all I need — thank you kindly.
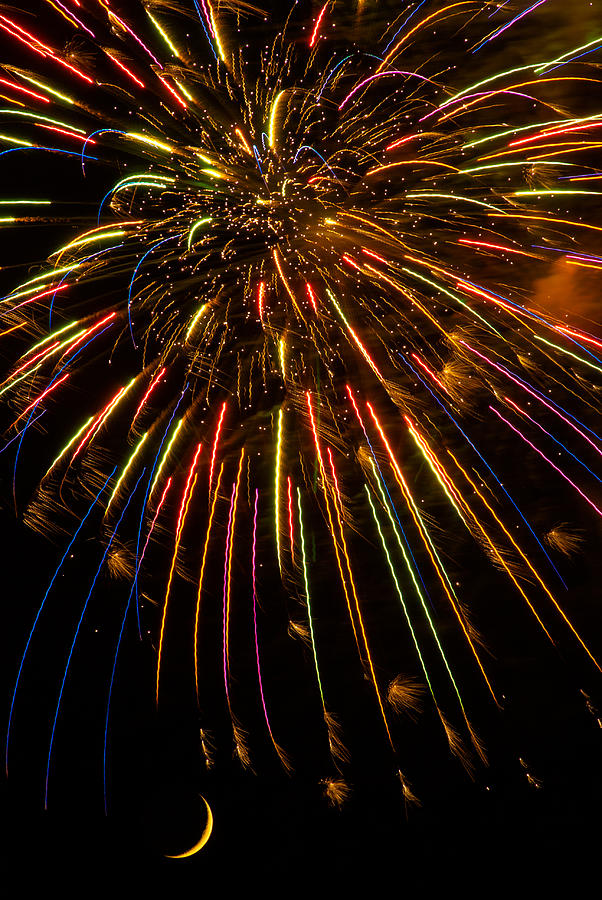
[165,795,213,859]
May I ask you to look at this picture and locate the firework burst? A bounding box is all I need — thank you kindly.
[2,0,602,823]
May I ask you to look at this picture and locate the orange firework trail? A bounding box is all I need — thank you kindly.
[223,448,245,708]
[194,462,224,702]
[156,442,202,702]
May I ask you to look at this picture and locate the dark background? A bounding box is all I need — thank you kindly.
[1,0,602,887]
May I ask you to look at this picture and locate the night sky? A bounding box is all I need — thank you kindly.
[1,0,602,886]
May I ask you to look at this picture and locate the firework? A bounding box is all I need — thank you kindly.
[2,0,602,830]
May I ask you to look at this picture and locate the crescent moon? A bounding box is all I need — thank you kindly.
[165,795,213,859]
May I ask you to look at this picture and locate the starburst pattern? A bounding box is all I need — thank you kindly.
[3,1,602,811]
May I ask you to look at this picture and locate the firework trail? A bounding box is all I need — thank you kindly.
[2,0,602,815]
